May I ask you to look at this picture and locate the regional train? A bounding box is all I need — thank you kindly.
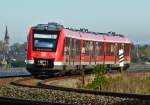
[26,22,131,76]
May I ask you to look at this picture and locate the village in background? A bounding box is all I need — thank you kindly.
[0,27,150,68]
[0,27,27,68]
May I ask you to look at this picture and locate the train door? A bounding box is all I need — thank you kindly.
[73,39,81,65]
[106,43,115,64]
[98,42,104,64]
[81,40,90,65]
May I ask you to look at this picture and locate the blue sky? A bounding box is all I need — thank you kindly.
[0,0,150,44]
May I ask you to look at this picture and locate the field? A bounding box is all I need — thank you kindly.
[95,71,150,95]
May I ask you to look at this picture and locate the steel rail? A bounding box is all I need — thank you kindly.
[39,83,150,100]
[11,77,41,88]
[0,74,31,79]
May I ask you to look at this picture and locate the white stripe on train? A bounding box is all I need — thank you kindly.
[26,60,130,66]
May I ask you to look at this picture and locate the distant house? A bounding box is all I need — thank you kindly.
[9,42,27,61]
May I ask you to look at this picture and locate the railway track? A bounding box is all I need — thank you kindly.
[0,75,31,79]
[11,75,150,100]
[0,96,74,105]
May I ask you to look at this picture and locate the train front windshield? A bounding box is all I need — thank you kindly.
[33,31,59,52]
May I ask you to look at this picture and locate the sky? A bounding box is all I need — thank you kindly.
[0,0,150,45]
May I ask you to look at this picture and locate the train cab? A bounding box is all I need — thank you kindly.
[26,22,65,75]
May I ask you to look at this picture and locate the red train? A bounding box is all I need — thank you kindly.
[26,22,131,76]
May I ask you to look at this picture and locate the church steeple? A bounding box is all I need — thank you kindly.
[4,26,9,45]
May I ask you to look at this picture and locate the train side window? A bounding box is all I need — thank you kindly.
[83,40,90,56]
[92,42,96,58]
[118,43,121,55]
[66,37,72,56]
[86,41,90,56]
[110,43,115,56]
[76,39,80,55]
[100,42,104,56]
[98,42,100,56]
[124,44,130,56]
[98,42,104,56]
[64,37,70,55]
[106,43,111,56]
[74,39,76,56]
[70,38,74,57]
[117,43,125,55]
[106,43,115,56]
[82,41,86,54]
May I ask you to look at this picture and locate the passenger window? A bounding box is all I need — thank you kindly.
[76,39,80,55]
[106,43,111,56]
[92,42,96,58]
[82,41,90,56]
[70,38,74,57]
[98,42,104,56]
[124,44,130,56]
[64,37,70,55]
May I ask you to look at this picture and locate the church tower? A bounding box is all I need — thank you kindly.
[4,26,9,45]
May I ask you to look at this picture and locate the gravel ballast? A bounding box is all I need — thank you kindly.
[0,85,149,105]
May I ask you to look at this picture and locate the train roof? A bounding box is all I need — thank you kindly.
[32,22,131,44]
[64,29,131,44]
[104,35,131,43]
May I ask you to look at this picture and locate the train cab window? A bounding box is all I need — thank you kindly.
[33,31,59,52]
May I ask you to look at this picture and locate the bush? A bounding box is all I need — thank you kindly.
[86,65,110,91]
[11,60,26,67]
